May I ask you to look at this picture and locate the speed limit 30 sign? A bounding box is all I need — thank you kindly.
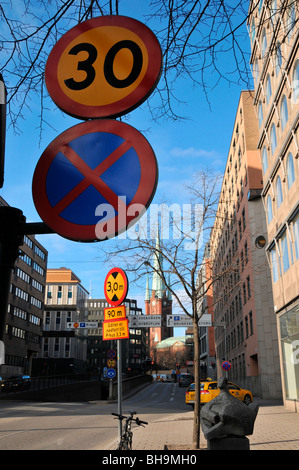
[45,15,162,119]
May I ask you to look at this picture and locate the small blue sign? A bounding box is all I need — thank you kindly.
[80,322,86,327]
[107,368,116,379]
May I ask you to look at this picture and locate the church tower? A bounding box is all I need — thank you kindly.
[145,235,173,358]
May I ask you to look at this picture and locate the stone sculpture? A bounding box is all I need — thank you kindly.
[200,377,259,450]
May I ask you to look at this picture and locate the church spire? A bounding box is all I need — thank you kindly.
[152,232,165,299]
[145,274,150,302]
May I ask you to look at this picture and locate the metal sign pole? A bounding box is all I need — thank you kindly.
[117,339,122,441]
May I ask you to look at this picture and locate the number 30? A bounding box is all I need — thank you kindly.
[64,40,143,91]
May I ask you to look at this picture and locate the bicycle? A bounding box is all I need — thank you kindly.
[112,410,148,450]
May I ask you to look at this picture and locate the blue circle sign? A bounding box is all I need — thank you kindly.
[32,119,158,242]
[107,368,116,379]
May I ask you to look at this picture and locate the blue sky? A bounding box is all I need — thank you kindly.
[0,2,253,330]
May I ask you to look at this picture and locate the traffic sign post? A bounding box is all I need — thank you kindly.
[0,74,6,189]
[45,16,162,120]
[32,119,158,242]
[103,267,130,439]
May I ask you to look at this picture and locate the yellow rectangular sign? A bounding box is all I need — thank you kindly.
[102,318,129,341]
[104,305,126,321]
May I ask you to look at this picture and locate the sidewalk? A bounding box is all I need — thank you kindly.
[107,398,299,451]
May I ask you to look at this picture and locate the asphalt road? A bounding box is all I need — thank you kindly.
[0,381,189,450]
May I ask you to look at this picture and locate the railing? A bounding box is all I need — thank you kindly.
[0,373,100,395]
[29,374,100,391]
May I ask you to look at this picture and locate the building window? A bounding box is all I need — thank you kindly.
[245,316,249,338]
[242,208,246,230]
[261,28,267,57]
[15,287,29,302]
[251,17,256,44]
[267,195,273,224]
[293,213,299,260]
[293,60,299,104]
[57,286,62,304]
[281,231,290,273]
[247,276,251,298]
[262,146,268,174]
[243,282,246,305]
[286,152,295,190]
[270,124,277,155]
[280,95,288,130]
[266,74,272,104]
[270,244,280,282]
[286,2,296,40]
[249,311,253,335]
[279,308,299,400]
[275,42,282,76]
[56,312,61,330]
[67,285,73,305]
[253,59,259,84]
[276,176,283,208]
[258,101,263,127]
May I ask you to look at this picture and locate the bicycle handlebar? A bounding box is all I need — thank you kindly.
[111,412,148,426]
[135,417,148,426]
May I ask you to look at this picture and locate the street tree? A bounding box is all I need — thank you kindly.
[0,0,257,134]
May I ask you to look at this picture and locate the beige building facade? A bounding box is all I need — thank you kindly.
[248,0,299,410]
[33,267,89,375]
[210,91,282,400]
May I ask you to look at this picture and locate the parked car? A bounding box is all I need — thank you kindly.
[185,380,253,407]
[179,373,193,387]
[1,375,31,393]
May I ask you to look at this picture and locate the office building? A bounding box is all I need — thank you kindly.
[0,196,48,377]
[33,267,89,375]
[196,243,216,380]
[210,91,282,399]
[248,0,299,409]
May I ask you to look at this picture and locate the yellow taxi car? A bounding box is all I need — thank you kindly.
[185,380,253,407]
